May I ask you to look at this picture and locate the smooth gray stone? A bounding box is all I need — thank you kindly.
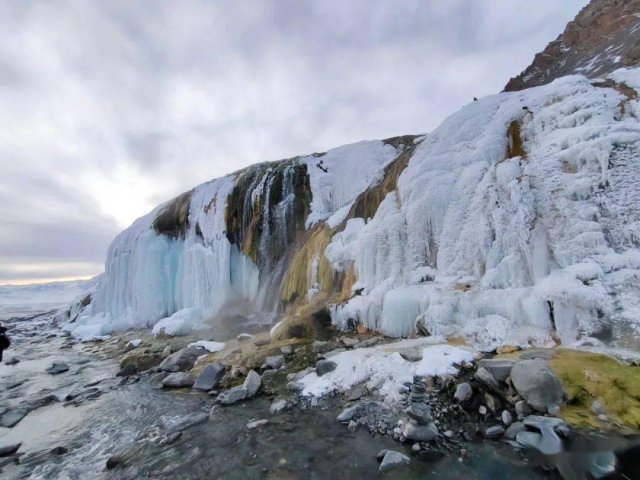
[516,431,543,449]
[243,370,261,398]
[218,386,247,405]
[162,372,194,388]
[403,422,439,441]
[269,399,289,415]
[263,355,284,370]
[0,443,21,456]
[159,346,205,372]
[478,359,515,382]
[193,363,224,391]
[504,421,526,439]
[46,361,69,374]
[454,382,473,402]
[511,360,566,412]
[315,360,337,377]
[379,450,410,473]
[474,367,499,389]
[0,409,28,428]
[484,425,505,439]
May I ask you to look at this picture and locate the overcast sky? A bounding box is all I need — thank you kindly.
[0,0,587,285]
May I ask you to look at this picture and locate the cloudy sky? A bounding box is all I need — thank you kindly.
[0,0,587,285]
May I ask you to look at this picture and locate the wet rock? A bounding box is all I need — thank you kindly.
[379,450,410,473]
[0,409,28,428]
[159,346,205,372]
[116,364,137,377]
[478,359,515,382]
[510,360,566,412]
[247,419,268,429]
[337,404,365,422]
[106,454,124,470]
[484,425,505,439]
[218,387,247,405]
[515,400,530,417]
[162,412,209,433]
[454,382,473,402]
[537,422,563,455]
[411,442,421,453]
[403,422,439,442]
[193,363,224,392]
[502,410,513,426]
[162,372,194,388]
[0,443,21,457]
[270,399,289,415]
[4,357,19,365]
[315,359,337,377]
[243,370,261,398]
[505,421,526,439]
[263,355,284,370]
[46,361,69,374]
[474,367,499,389]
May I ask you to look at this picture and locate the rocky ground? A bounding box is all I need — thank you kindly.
[2,312,640,478]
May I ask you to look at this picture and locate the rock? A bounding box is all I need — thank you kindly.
[598,413,608,422]
[399,349,423,362]
[474,367,499,389]
[454,382,473,402]
[159,346,205,372]
[510,359,566,412]
[356,324,369,334]
[497,345,519,354]
[218,386,247,405]
[478,359,515,382]
[0,443,21,457]
[287,381,304,393]
[161,346,172,359]
[406,403,433,425]
[4,357,19,365]
[315,359,337,377]
[116,364,137,377]
[337,404,365,422]
[243,370,261,398]
[50,446,68,455]
[484,393,501,413]
[270,399,289,415]
[515,400,530,417]
[106,455,123,470]
[502,410,513,426]
[379,450,410,473]
[347,420,358,432]
[505,421,526,439]
[341,337,359,347]
[403,422,439,442]
[344,383,368,402]
[193,363,224,391]
[280,345,293,355]
[0,409,28,428]
[162,372,194,388]
[353,337,382,349]
[311,341,329,353]
[591,400,606,415]
[159,432,182,446]
[376,449,388,461]
[247,419,268,429]
[237,333,253,342]
[46,361,70,374]
[263,355,284,370]
[484,425,505,439]
[478,406,487,415]
[547,404,561,416]
[537,422,563,455]
[523,415,566,431]
[162,412,209,433]
[254,339,269,346]
[124,339,142,352]
[411,443,422,453]
[516,431,543,449]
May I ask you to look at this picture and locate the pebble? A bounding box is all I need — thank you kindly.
[246,419,268,430]
[411,442,421,452]
[479,405,487,415]
[315,359,337,377]
[502,410,513,426]
[484,425,505,439]
[454,382,472,402]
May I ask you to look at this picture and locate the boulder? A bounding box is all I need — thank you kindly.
[315,360,337,377]
[193,363,224,391]
[379,450,410,473]
[162,372,194,388]
[516,431,543,449]
[478,359,515,382]
[454,382,473,402]
[243,370,261,398]
[403,422,439,442]
[510,360,566,412]
[159,346,205,372]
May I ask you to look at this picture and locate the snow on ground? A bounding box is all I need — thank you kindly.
[187,340,226,352]
[300,339,476,403]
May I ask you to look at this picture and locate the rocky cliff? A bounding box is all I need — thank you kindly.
[505,0,640,91]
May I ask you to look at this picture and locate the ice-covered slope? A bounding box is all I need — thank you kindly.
[69,67,640,350]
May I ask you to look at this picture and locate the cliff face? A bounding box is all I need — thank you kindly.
[505,0,640,91]
[67,0,640,351]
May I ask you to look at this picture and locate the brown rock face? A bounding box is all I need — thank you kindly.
[505,0,640,91]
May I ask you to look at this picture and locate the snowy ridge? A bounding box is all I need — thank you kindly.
[69,67,640,350]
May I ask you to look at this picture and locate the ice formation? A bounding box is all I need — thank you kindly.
[68,67,640,349]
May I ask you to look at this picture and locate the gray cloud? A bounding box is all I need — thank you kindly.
[0,0,587,284]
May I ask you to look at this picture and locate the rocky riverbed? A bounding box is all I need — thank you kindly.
[1,310,639,479]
